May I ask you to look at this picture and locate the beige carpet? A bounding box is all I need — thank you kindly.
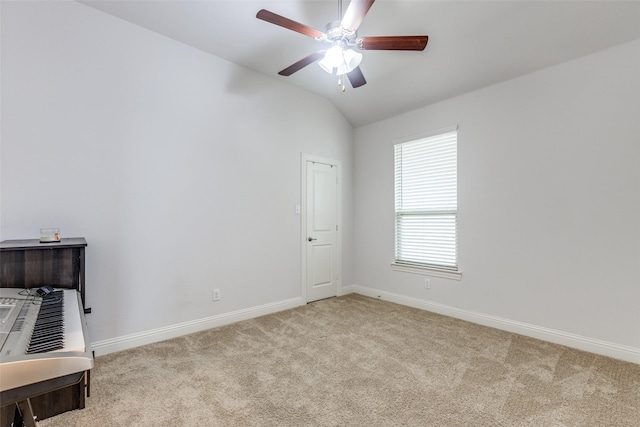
[39,294,639,426]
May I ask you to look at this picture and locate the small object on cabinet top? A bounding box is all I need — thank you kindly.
[40,228,60,243]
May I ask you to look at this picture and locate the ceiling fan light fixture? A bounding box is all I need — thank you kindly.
[325,45,345,67]
[317,59,333,74]
[317,60,334,74]
[337,48,362,75]
[318,46,362,75]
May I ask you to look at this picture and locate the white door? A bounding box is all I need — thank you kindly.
[305,160,338,302]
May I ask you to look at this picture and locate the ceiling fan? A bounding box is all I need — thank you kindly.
[256,0,428,90]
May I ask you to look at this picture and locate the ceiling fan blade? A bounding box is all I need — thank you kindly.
[347,66,367,88]
[257,9,325,39]
[278,52,325,76]
[341,0,375,32]
[359,36,428,51]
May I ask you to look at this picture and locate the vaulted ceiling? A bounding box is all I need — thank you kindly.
[80,1,640,127]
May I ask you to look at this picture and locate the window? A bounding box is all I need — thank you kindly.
[393,127,459,277]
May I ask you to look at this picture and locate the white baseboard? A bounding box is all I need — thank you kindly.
[91,297,305,356]
[338,284,357,296]
[348,285,640,364]
[91,286,639,364]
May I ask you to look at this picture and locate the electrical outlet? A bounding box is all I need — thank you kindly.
[424,278,431,289]
[212,288,221,301]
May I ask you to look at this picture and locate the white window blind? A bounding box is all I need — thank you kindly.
[394,130,457,270]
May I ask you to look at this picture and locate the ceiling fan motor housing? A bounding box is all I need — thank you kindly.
[321,21,358,49]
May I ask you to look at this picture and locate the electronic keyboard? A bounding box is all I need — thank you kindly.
[0,288,94,393]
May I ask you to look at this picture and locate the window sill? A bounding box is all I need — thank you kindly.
[390,263,462,280]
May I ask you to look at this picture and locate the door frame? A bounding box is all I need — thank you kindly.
[300,153,343,303]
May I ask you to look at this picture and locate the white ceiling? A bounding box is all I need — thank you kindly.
[79,0,640,127]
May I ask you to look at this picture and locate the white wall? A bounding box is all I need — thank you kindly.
[354,39,640,360]
[2,0,638,362]
[0,1,354,350]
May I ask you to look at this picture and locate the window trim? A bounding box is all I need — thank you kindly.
[392,125,458,146]
[391,125,462,280]
[390,262,462,280]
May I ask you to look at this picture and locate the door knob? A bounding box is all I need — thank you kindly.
[308,237,317,242]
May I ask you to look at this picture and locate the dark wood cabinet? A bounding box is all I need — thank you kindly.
[0,237,87,305]
[0,238,90,426]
